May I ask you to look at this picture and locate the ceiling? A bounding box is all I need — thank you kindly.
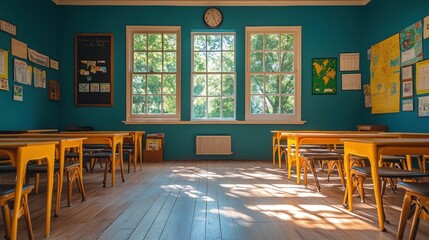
[52,0,371,6]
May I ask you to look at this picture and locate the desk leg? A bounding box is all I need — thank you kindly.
[406,155,413,170]
[344,150,353,211]
[287,142,292,180]
[296,143,301,184]
[111,142,117,187]
[55,148,65,217]
[370,153,385,232]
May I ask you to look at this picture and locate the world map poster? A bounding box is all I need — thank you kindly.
[370,34,400,114]
[312,58,337,95]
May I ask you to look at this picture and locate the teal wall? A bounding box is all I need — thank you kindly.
[5,0,426,160]
[361,0,429,132]
[0,0,60,130]
[56,5,364,160]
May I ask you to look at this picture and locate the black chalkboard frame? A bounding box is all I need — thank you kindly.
[75,33,114,106]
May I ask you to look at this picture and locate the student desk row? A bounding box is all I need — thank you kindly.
[272,130,429,232]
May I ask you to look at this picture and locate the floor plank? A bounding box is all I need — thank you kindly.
[1,160,428,240]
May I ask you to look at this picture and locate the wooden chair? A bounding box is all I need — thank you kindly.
[0,184,34,240]
[343,166,428,224]
[300,151,344,192]
[397,182,429,240]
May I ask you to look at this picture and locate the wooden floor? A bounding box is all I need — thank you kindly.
[2,160,429,240]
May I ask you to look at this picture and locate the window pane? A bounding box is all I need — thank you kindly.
[148,52,162,72]
[281,75,295,94]
[208,74,221,96]
[265,75,280,94]
[163,74,176,94]
[282,96,295,114]
[265,34,280,50]
[147,74,161,94]
[193,97,207,119]
[207,35,221,50]
[250,52,263,72]
[194,52,207,72]
[222,97,235,118]
[265,52,279,72]
[193,74,206,96]
[132,96,145,114]
[250,75,264,94]
[281,52,294,72]
[194,35,206,51]
[133,52,147,72]
[222,52,234,72]
[251,95,264,114]
[222,35,234,50]
[222,74,234,96]
[163,96,176,114]
[208,97,221,118]
[207,52,221,72]
[266,95,280,114]
[147,95,161,113]
[281,33,294,50]
[250,34,263,50]
[134,34,147,51]
[132,74,146,94]
[164,34,176,50]
[163,52,176,72]
[148,34,162,50]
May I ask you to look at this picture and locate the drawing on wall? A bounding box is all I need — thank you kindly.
[0,78,8,91]
[418,96,429,117]
[33,67,46,88]
[13,85,23,101]
[312,58,337,95]
[400,20,423,66]
[14,59,31,85]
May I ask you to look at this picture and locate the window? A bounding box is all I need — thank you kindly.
[191,33,236,120]
[245,27,302,122]
[126,26,181,122]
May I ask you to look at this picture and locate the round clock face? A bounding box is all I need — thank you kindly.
[204,8,223,28]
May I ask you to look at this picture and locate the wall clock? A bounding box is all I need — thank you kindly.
[203,7,223,28]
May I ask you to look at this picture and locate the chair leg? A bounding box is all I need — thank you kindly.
[2,205,11,239]
[397,192,413,240]
[303,159,308,188]
[22,193,34,240]
[409,203,423,240]
[308,160,321,192]
[119,155,125,182]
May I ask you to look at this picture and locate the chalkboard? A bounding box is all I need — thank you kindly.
[75,33,113,106]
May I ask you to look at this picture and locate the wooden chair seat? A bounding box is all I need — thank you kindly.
[397,182,429,240]
[26,162,86,216]
[0,184,34,240]
[300,152,344,192]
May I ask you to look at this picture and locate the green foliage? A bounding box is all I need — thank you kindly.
[132,74,146,94]
[132,96,145,114]
[134,34,146,51]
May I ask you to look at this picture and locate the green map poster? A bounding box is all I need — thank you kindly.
[312,58,337,95]
[370,34,400,114]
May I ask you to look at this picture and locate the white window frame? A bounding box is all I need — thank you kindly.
[245,26,302,123]
[125,26,181,123]
[191,32,236,121]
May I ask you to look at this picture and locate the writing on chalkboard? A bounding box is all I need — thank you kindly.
[75,33,113,106]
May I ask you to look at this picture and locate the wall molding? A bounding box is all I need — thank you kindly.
[52,0,371,6]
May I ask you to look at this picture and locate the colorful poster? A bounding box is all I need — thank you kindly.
[28,48,49,67]
[13,85,23,101]
[400,20,423,66]
[14,59,31,85]
[424,16,429,39]
[33,67,46,88]
[416,59,429,95]
[370,34,400,114]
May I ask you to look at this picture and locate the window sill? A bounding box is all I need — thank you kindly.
[122,120,306,125]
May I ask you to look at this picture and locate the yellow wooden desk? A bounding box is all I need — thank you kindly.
[284,132,397,184]
[0,137,85,216]
[0,141,57,239]
[342,138,429,232]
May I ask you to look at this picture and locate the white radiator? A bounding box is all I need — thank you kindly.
[196,136,232,155]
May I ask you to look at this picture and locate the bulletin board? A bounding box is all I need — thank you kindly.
[75,33,113,106]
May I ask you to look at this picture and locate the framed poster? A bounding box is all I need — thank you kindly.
[48,80,60,101]
[75,33,113,106]
[402,80,413,98]
[312,58,337,95]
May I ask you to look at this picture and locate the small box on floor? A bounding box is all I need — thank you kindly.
[144,133,164,162]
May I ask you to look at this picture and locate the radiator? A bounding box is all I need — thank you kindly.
[195,136,232,155]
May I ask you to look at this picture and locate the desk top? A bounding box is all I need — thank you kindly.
[341,137,429,145]
[0,141,59,148]
[284,132,396,138]
[0,137,86,142]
